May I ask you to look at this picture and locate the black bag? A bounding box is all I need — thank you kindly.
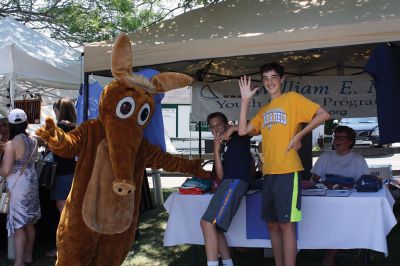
[356,174,382,192]
[324,174,355,188]
[36,152,57,190]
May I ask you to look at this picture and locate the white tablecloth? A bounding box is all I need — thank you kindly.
[163,188,397,256]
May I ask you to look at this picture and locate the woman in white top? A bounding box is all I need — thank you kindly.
[0,109,40,266]
[311,125,370,183]
[310,125,369,266]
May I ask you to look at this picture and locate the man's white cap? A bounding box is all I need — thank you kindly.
[8,109,27,124]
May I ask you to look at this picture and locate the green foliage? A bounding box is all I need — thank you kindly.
[312,145,321,151]
[0,0,222,46]
[39,0,159,45]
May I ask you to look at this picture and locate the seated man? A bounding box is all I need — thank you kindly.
[310,125,370,266]
[200,112,253,266]
[311,125,370,188]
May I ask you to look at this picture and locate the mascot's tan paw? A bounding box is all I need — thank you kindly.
[36,117,57,143]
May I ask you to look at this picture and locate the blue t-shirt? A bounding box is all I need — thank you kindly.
[220,133,252,182]
[76,81,103,125]
[364,43,400,144]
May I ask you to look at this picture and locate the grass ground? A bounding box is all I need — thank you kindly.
[1,188,400,266]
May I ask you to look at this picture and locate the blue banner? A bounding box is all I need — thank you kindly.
[246,191,298,240]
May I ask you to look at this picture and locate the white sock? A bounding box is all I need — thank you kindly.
[222,258,234,266]
[207,261,219,266]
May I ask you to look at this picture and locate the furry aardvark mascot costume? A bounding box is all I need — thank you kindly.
[36,34,209,266]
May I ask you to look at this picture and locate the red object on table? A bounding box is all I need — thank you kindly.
[179,187,205,195]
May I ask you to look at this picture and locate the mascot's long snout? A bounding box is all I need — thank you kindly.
[104,118,144,196]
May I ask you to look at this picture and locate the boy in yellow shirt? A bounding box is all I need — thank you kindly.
[238,62,330,266]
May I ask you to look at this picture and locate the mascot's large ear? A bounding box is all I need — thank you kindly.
[111,33,132,80]
[151,72,193,93]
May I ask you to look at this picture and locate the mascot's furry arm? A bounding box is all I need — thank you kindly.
[36,117,94,159]
[144,140,210,179]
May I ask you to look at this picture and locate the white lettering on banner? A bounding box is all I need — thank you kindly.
[191,75,376,121]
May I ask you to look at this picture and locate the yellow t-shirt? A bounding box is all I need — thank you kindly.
[250,92,320,174]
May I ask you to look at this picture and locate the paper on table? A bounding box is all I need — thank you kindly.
[325,189,352,197]
[301,189,326,196]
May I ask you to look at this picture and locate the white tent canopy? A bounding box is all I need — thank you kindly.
[84,0,400,80]
[0,17,81,117]
[84,0,400,175]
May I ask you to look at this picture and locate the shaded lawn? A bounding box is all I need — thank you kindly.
[1,189,400,266]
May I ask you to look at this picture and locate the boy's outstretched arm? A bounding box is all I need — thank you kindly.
[238,75,258,136]
[287,107,330,152]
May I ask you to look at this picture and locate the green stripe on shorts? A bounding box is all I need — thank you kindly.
[290,172,302,222]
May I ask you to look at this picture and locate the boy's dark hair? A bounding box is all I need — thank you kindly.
[260,62,285,78]
[334,125,356,148]
[207,112,228,125]
[9,121,28,140]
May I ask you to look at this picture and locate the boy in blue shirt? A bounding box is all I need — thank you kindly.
[200,112,253,266]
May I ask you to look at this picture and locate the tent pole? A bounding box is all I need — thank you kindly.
[198,121,202,159]
[83,72,89,121]
[9,74,15,110]
[194,70,206,159]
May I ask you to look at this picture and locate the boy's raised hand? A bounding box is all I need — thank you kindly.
[239,75,258,101]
